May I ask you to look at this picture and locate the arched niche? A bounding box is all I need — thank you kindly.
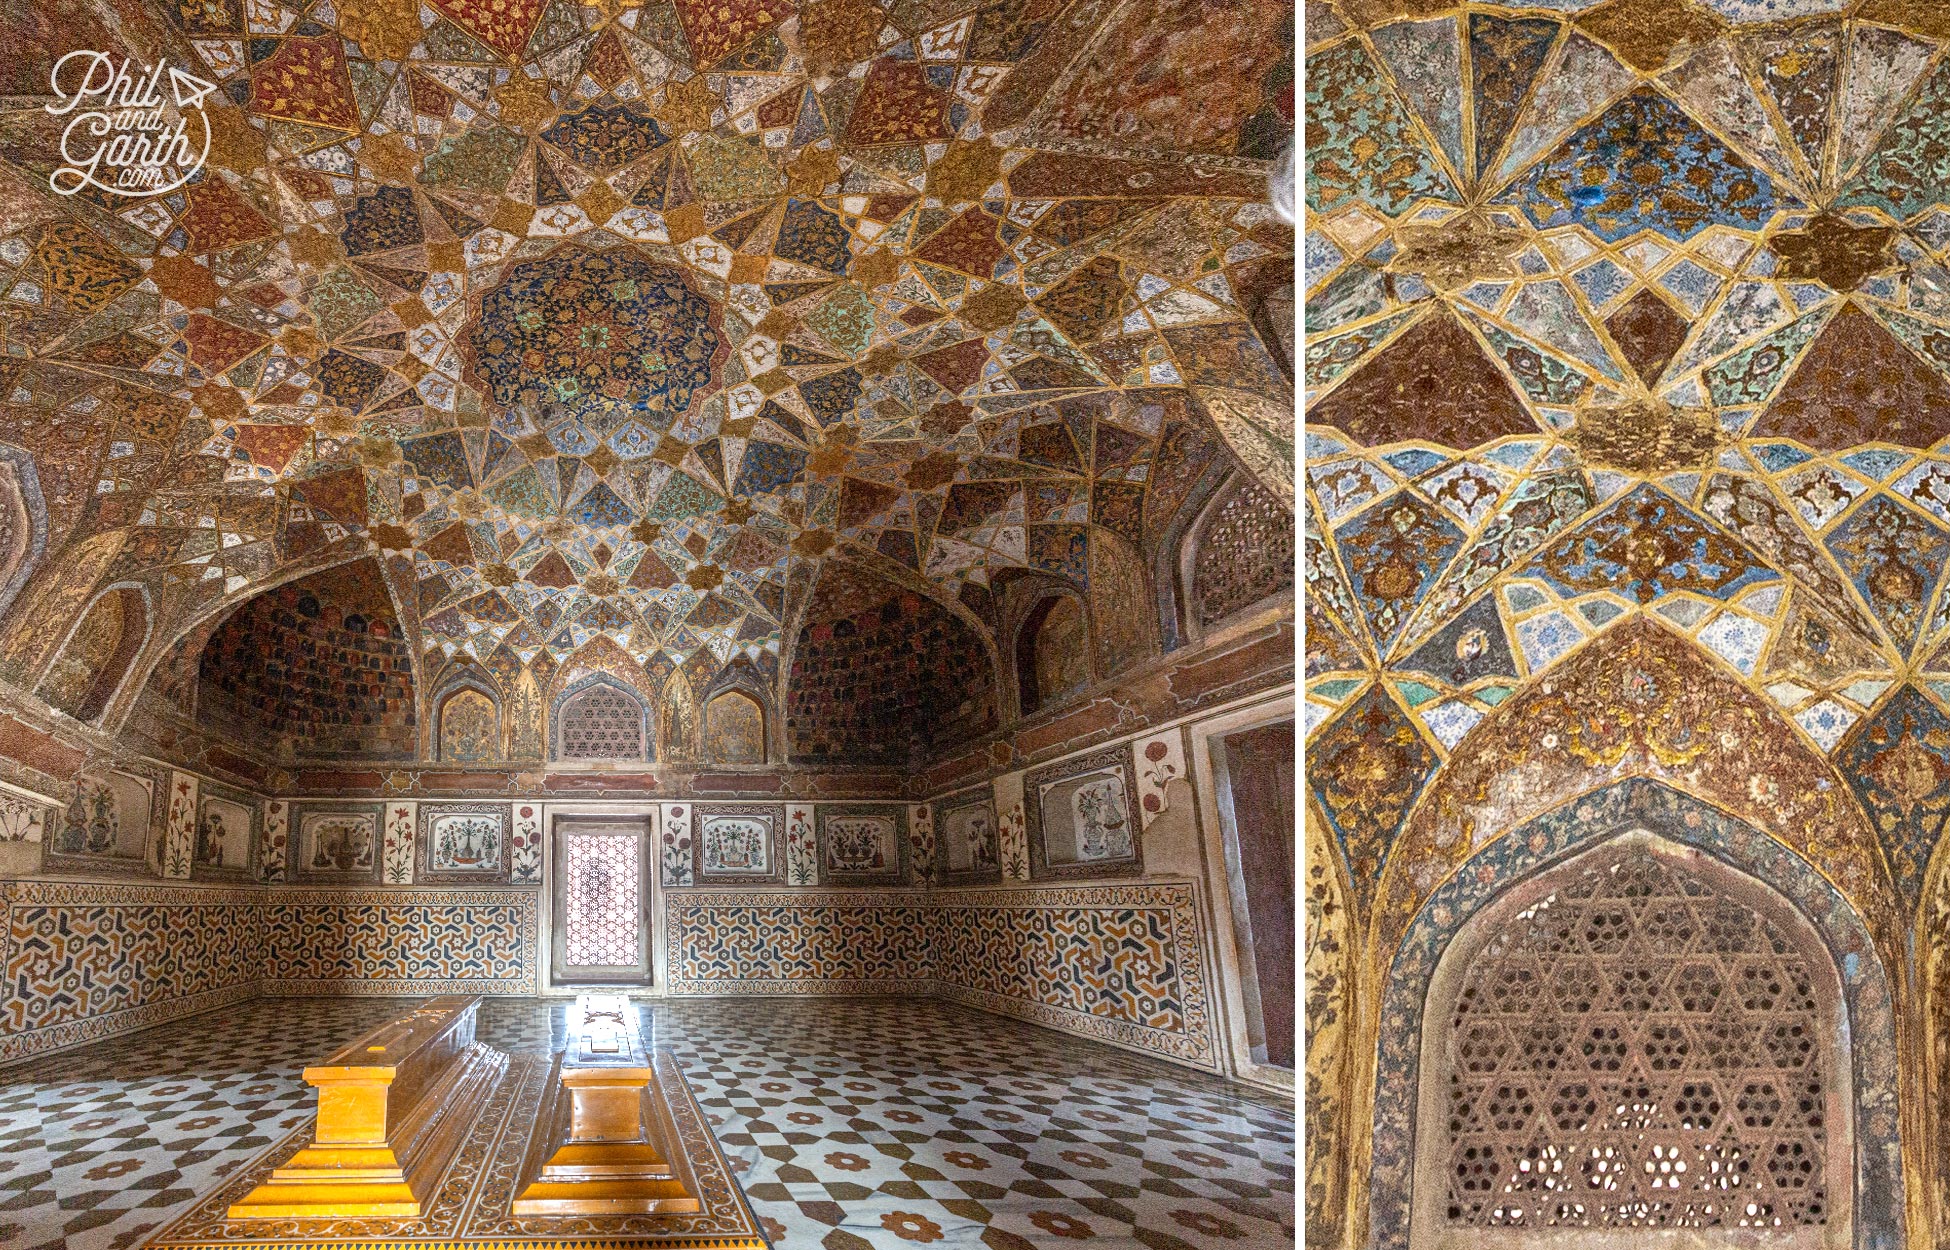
[436,684,500,762]
[703,687,767,764]
[1367,779,1900,1250]
[1177,471,1295,642]
[786,559,996,765]
[37,584,148,724]
[552,674,653,762]
[195,558,418,759]
[1013,592,1092,717]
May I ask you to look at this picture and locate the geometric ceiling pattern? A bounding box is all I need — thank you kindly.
[0,0,1293,725]
[1306,0,1950,902]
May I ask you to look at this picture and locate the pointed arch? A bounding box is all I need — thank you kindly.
[786,558,999,765]
[193,558,419,759]
[1374,616,1901,967]
[1148,459,1234,653]
[96,545,395,738]
[0,530,125,687]
[1365,780,1900,1250]
[36,583,150,724]
[995,569,1094,719]
[776,549,1003,707]
[551,673,652,762]
[433,679,501,763]
[702,687,767,764]
[1016,593,1091,715]
[1175,470,1295,643]
[700,657,777,764]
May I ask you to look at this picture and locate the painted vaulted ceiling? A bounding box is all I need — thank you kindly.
[1305,1,1950,911]
[0,0,1295,759]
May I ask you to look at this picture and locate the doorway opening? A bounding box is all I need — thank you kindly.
[1215,718,1295,1069]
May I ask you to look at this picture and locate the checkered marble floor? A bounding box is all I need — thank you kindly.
[0,998,1294,1250]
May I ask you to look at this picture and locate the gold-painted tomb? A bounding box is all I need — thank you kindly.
[144,997,767,1250]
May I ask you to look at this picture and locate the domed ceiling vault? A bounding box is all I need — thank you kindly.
[0,0,1295,758]
[1303,0,1950,913]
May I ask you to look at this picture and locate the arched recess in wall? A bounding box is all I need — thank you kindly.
[1148,462,1248,653]
[786,559,997,765]
[36,584,149,723]
[196,558,419,760]
[1173,471,1295,646]
[0,530,124,688]
[436,683,500,762]
[702,686,767,764]
[552,674,653,762]
[0,443,47,622]
[1011,591,1093,717]
[138,617,221,723]
[1303,797,1354,1249]
[1366,779,1900,1250]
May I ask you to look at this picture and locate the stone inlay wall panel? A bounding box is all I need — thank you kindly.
[931,882,1218,1069]
[664,892,932,993]
[2,881,264,1062]
[260,889,536,993]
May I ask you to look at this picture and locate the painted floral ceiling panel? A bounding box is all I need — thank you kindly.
[1305,0,1950,896]
[0,0,1294,720]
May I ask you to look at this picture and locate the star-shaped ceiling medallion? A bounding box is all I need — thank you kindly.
[1564,397,1725,476]
[1387,213,1527,291]
[1769,214,1899,293]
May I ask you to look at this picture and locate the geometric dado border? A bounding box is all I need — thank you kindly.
[931,881,1218,1070]
[260,888,538,995]
[1,880,265,1065]
[6,877,1218,1074]
[0,881,541,1066]
[663,889,932,995]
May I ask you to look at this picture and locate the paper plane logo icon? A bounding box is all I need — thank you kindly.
[168,64,218,111]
